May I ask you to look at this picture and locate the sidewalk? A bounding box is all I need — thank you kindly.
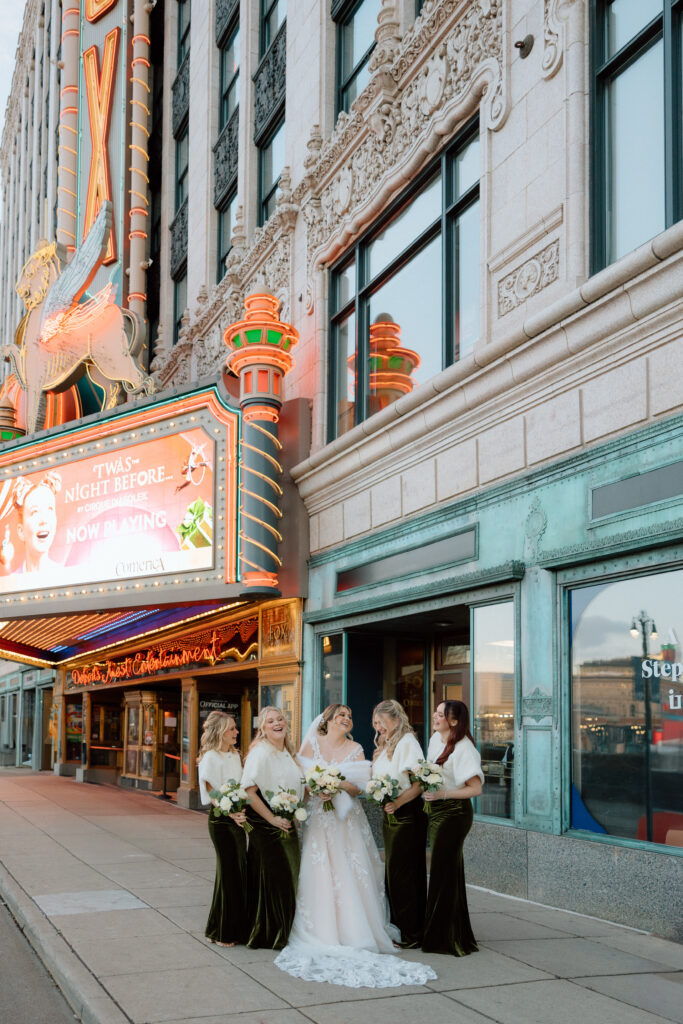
[0,770,680,1024]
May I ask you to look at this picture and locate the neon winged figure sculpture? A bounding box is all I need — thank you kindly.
[5,201,155,435]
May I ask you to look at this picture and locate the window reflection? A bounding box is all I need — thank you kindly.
[367,173,441,280]
[322,634,343,709]
[570,569,683,846]
[607,40,665,261]
[473,602,515,820]
[607,0,662,57]
[335,310,356,437]
[367,234,441,399]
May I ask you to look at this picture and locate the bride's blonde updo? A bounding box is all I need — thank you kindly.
[372,699,414,760]
[250,705,296,754]
[197,710,237,763]
[317,704,353,737]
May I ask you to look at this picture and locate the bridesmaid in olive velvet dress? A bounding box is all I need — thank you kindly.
[422,700,484,956]
[197,711,248,946]
[371,699,427,948]
[241,706,303,949]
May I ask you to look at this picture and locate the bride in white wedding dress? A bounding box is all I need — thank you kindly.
[274,705,436,988]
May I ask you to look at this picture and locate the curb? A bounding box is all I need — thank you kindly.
[0,863,130,1024]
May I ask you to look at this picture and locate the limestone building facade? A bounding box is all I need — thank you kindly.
[0,0,682,936]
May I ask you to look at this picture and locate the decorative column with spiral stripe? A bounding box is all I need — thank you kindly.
[223,294,299,595]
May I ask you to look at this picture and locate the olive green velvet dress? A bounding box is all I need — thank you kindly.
[422,798,478,956]
[382,795,427,948]
[205,812,249,945]
[241,741,303,950]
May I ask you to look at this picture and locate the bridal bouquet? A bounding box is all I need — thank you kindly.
[209,780,253,833]
[265,786,308,837]
[304,763,346,811]
[408,759,444,813]
[365,774,401,824]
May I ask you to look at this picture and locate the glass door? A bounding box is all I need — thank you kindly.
[472,601,515,820]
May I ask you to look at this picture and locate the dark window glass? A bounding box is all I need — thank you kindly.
[592,0,682,270]
[178,0,191,66]
[321,634,344,709]
[173,272,187,345]
[217,191,238,283]
[570,568,683,845]
[220,20,240,129]
[592,459,683,518]
[337,0,382,112]
[329,122,479,439]
[175,128,189,211]
[262,0,286,55]
[259,119,285,225]
[336,530,476,592]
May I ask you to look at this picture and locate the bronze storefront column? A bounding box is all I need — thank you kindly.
[177,677,199,809]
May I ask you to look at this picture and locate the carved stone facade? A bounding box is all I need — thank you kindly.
[216,0,240,45]
[214,111,239,207]
[170,199,189,278]
[543,0,579,79]
[497,239,560,317]
[172,53,191,136]
[294,0,506,305]
[253,22,287,144]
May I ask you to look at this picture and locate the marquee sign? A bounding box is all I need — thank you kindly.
[0,386,239,616]
[65,616,259,690]
[0,427,214,594]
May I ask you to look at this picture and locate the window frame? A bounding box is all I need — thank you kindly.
[590,0,683,273]
[177,0,191,67]
[559,546,683,856]
[174,124,189,213]
[335,0,379,115]
[258,116,285,227]
[261,0,286,57]
[327,117,480,443]
[219,16,240,131]
[173,269,188,345]
[216,189,238,284]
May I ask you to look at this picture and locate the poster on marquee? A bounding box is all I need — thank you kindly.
[0,427,215,593]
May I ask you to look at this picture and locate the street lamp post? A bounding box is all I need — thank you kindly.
[630,610,658,843]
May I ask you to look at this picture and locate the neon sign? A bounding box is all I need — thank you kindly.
[82,28,120,263]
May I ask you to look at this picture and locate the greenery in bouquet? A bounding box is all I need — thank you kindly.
[408,759,444,813]
[265,786,308,837]
[209,780,253,832]
[304,763,346,811]
[365,773,401,824]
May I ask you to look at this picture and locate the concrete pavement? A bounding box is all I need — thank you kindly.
[0,769,680,1024]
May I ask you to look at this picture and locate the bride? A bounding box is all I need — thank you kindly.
[274,704,436,988]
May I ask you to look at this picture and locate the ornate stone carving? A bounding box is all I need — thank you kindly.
[216,0,239,45]
[253,22,286,144]
[524,497,548,563]
[170,198,188,278]
[543,0,578,80]
[522,687,553,722]
[172,53,190,136]
[497,239,560,317]
[296,0,507,297]
[213,109,239,207]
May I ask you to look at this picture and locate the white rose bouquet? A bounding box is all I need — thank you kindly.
[264,786,308,837]
[408,759,444,813]
[365,774,401,824]
[209,780,253,833]
[305,763,346,811]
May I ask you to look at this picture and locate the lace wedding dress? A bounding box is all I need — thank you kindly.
[274,730,436,988]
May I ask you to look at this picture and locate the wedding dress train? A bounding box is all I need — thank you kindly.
[274,733,436,988]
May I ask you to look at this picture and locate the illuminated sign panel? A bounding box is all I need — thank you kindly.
[0,428,214,594]
[0,386,240,615]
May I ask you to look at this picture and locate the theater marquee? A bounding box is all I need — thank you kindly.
[0,385,239,616]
